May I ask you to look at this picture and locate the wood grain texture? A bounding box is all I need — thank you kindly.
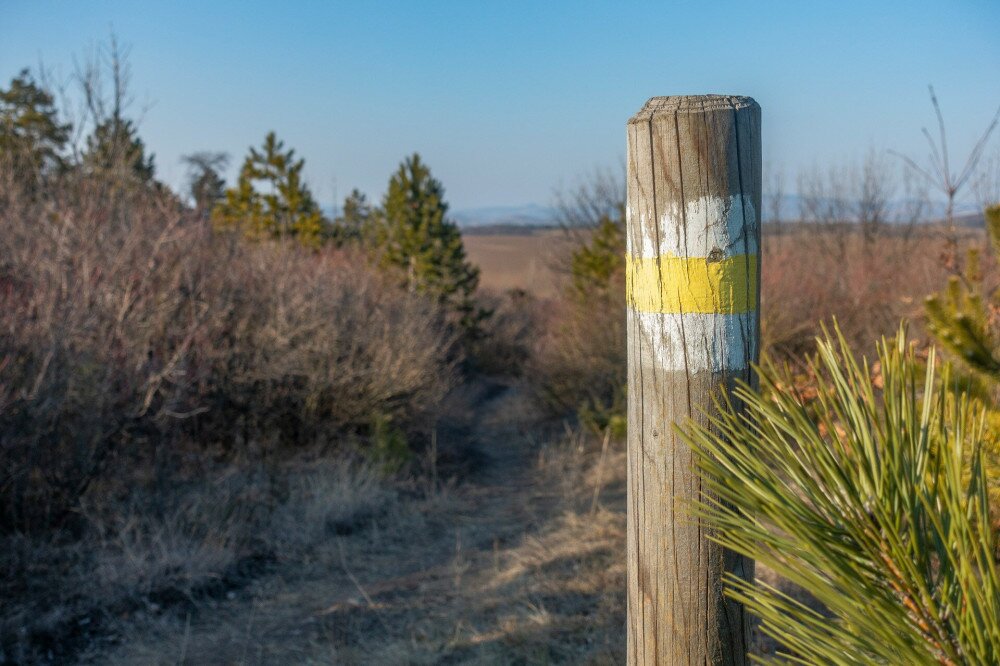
[625,95,761,665]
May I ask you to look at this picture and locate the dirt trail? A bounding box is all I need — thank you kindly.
[102,380,628,664]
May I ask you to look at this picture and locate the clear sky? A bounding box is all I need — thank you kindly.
[2,0,998,211]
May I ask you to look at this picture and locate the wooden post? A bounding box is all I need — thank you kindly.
[625,95,761,664]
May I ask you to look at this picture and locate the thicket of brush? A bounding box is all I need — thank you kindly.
[530,178,628,435]
[0,164,458,536]
[0,156,465,660]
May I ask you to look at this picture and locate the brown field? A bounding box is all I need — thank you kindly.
[463,229,573,299]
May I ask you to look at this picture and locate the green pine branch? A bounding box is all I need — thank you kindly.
[679,326,1000,664]
[926,206,1000,383]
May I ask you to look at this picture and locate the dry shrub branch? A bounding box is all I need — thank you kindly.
[0,165,457,534]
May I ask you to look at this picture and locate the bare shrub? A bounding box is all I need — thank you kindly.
[761,226,959,359]
[468,287,538,376]
[530,170,626,430]
[796,150,902,258]
[529,286,626,429]
[201,244,458,447]
[0,167,457,534]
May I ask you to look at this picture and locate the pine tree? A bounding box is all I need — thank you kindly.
[331,188,373,245]
[81,117,156,184]
[376,153,481,327]
[213,132,324,247]
[925,204,1000,506]
[926,205,1000,384]
[565,205,626,433]
[569,211,625,302]
[0,69,70,188]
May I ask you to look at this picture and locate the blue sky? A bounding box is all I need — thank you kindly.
[2,0,998,210]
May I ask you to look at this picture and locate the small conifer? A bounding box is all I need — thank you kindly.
[214,132,324,247]
[375,153,481,329]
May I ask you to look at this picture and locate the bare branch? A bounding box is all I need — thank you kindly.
[891,86,998,235]
[955,105,1000,191]
[929,85,951,189]
[765,162,785,225]
[920,127,948,190]
[888,149,937,190]
[972,146,1000,209]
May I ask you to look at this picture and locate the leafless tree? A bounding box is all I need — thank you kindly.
[854,149,895,245]
[71,32,157,185]
[553,164,625,230]
[182,152,230,213]
[895,167,930,243]
[549,165,625,278]
[972,146,1000,211]
[75,32,134,130]
[796,152,898,264]
[797,165,854,267]
[798,165,853,225]
[890,85,1000,240]
[765,162,785,234]
[183,152,229,176]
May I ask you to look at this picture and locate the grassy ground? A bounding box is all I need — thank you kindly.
[75,377,806,664]
[91,381,629,664]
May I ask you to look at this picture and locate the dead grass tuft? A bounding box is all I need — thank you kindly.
[267,459,396,550]
[0,455,398,663]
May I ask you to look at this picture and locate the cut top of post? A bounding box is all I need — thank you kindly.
[628,95,758,124]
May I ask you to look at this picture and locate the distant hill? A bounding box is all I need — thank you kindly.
[453,197,981,228]
[326,197,983,229]
[451,204,556,228]
[763,194,983,225]
[320,202,556,228]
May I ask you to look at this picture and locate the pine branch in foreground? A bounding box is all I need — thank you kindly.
[680,328,1000,664]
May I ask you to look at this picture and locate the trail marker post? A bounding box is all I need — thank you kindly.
[625,96,761,664]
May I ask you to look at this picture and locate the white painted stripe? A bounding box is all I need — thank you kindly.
[628,309,758,373]
[626,194,758,259]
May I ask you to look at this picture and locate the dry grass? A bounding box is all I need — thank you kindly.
[266,459,396,551]
[93,390,627,665]
[85,401,814,665]
[0,453,401,664]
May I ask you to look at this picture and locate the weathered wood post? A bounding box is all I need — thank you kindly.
[625,95,761,664]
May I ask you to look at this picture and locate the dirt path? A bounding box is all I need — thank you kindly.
[101,380,628,664]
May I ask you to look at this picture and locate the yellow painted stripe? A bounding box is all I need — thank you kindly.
[626,253,758,314]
